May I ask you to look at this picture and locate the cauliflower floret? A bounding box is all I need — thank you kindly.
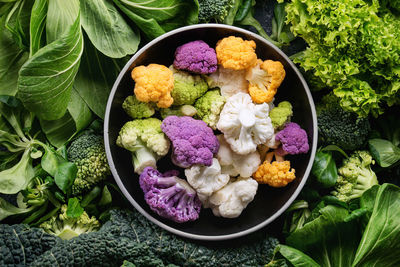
[185,158,230,207]
[269,101,293,129]
[217,93,274,155]
[132,64,174,108]
[122,95,156,119]
[207,66,248,97]
[194,89,226,129]
[208,177,258,218]
[217,135,261,178]
[216,36,257,70]
[246,59,285,104]
[253,152,296,187]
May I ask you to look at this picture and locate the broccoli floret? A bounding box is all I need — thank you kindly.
[317,93,370,150]
[194,89,226,129]
[116,118,170,174]
[269,101,293,129]
[198,0,234,23]
[170,66,208,106]
[67,132,111,195]
[122,95,156,119]
[39,205,100,240]
[331,151,378,202]
[160,105,197,119]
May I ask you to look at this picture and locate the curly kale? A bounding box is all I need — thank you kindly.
[67,132,110,195]
[198,0,234,23]
[317,93,370,150]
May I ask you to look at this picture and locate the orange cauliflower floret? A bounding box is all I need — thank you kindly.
[253,152,295,187]
[246,59,285,104]
[215,36,257,70]
[131,64,174,108]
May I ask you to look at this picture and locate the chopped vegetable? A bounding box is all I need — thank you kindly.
[275,122,309,155]
[207,66,248,97]
[122,95,156,119]
[215,36,257,70]
[67,132,110,195]
[253,152,296,187]
[270,101,293,129]
[217,92,274,155]
[116,118,170,174]
[131,64,174,108]
[208,177,258,218]
[160,105,197,119]
[170,66,208,105]
[161,116,219,168]
[331,150,378,202]
[139,167,201,223]
[194,89,226,129]
[246,59,286,104]
[185,158,230,207]
[173,40,217,74]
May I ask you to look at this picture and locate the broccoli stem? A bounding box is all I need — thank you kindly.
[131,146,157,174]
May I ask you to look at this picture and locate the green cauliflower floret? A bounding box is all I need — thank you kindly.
[269,101,293,129]
[317,93,370,150]
[332,151,378,202]
[67,132,111,195]
[160,105,197,119]
[194,89,225,129]
[40,205,100,240]
[170,66,208,106]
[116,118,170,174]
[198,0,234,23]
[122,95,156,119]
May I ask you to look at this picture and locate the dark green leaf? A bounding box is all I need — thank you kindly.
[29,0,47,57]
[368,138,400,168]
[81,186,102,207]
[80,0,140,58]
[278,245,320,267]
[99,185,112,206]
[234,0,251,22]
[224,0,242,25]
[4,0,33,50]
[311,150,338,188]
[17,7,83,120]
[66,197,84,218]
[41,146,65,176]
[321,144,348,158]
[0,196,34,221]
[54,161,77,194]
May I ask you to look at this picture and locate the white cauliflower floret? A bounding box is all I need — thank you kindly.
[217,135,261,178]
[217,93,274,155]
[207,66,248,97]
[208,177,258,218]
[185,158,230,208]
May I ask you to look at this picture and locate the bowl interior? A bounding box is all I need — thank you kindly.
[105,25,317,240]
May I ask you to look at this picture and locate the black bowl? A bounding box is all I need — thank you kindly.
[104,24,317,241]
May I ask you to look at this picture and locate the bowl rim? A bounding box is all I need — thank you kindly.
[104,23,318,241]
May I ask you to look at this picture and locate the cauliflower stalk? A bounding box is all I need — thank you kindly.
[217,135,261,178]
[131,64,174,108]
[253,152,296,187]
[185,158,230,207]
[215,36,257,70]
[170,66,208,106]
[116,118,170,174]
[208,177,258,218]
[207,66,248,97]
[332,151,378,202]
[217,92,274,155]
[122,95,156,119]
[194,89,226,129]
[246,59,286,104]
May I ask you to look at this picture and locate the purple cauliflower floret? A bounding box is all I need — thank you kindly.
[161,116,219,168]
[139,167,201,223]
[275,122,309,155]
[173,40,217,74]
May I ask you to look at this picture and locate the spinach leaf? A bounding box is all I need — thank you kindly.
[29,0,47,57]
[368,138,400,168]
[80,0,140,58]
[66,197,84,218]
[54,161,77,194]
[353,184,400,266]
[311,150,338,188]
[278,245,320,267]
[73,35,126,118]
[17,9,83,120]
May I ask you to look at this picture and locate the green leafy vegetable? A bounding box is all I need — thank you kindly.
[54,161,77,194]
[368,138,400,168]
[29,0,47,57]
[278,244,320,267]
[66,197,84,218]
[311,149,338,188]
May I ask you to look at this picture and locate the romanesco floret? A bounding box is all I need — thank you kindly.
[317,93,370,150]
[40,205,100,240]
[331,151,378,202]
[170,66,208,106]
[67,132,110,195]
[122,95,155,119]
[194,89,226,129]
[116,118,170,174]
[198,0,234,23]
[269,101,293,129]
